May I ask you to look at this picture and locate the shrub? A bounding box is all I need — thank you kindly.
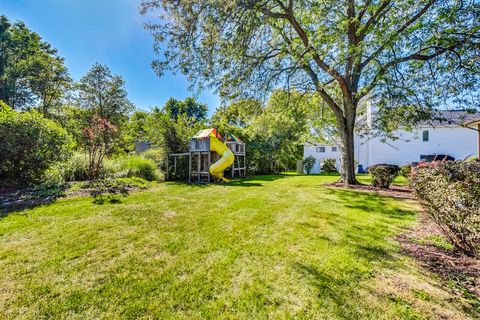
[120,155,159,181]
[368,164,400,188]
[0,103,72,186]
[142,148,166,168]
[399,164,412,179]
[41,166,65,187]
[322,158,337,174]
[303,156,316,174]
[411,161,480,256]
[61,153,90,182]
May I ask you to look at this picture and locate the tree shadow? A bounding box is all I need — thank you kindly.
[0,186,66,217]
[323,188,416,219]
[92,196,123,205]
[0,198,57,217]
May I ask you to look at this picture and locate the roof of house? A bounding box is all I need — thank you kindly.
[419,110,480,127]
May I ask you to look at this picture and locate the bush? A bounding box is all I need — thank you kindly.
[61,153,90,182]
[0,103,72,186]
[142,148,166,168]
[411,161,480,256]
[322,158,337,174]
[89,178,130,204]
[303,156,316,174]
[368,164,400,188]
[41,166,65,187]
[119,155,159,181]
[399,164,412,179]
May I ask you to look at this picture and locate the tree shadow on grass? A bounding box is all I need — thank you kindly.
[92,197,123,205]
[0,198,56,217]
[0,186,66,217]
[293,261,385,319]
[324,187,416,219]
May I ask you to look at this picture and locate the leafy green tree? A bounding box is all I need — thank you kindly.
[75,63,134,155]
[146,107,205,157]
[0,15,71,114]
[77,63,133,126]
[0,102,72,186]
[164,97,207,122]
[246,90,311,172]
[211,99,263,135]
[141,0,480,184]
[124,110,150,151]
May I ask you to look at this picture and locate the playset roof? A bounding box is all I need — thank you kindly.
[193,128,222,139]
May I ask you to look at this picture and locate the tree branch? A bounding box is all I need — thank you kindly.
[360,0,436,69]
[357,0,392,40]
[359,44,457,99]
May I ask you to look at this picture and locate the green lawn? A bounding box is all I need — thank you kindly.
[0,175,474,319]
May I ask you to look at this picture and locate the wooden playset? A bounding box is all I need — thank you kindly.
[167,128,246,183]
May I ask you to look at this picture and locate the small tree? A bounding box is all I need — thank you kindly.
[82,115,118,180]
[303,156,316,174]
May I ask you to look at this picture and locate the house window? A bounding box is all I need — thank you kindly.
[316,147,325,153]
[422,130,429,142]
[332,147,337,152]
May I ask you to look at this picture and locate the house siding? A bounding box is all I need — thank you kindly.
[303,144,341,173]
[304,126,477,172]
[356,126,478,168]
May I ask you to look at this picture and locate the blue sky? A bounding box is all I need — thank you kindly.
[0,0,221,113]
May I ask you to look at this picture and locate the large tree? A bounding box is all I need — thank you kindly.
[0,15,71,114]
[141,0,480,184]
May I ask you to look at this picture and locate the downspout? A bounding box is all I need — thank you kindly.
[478,124,480,161]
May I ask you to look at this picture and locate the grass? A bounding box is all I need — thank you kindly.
[0,174,475,319]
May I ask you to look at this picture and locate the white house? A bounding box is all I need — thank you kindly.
[303,143,342,173]
[304,108,480,173]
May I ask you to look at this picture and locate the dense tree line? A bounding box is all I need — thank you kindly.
[0,15,334,187]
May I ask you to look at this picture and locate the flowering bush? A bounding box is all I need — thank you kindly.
[411,161,480,256]
[82,115,118,180]
[368,164,400,188]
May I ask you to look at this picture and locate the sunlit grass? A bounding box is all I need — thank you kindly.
[0,175,473,319]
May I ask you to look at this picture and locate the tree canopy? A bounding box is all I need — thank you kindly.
[0,15,71,114]
[163,97,208,122]
[76,63,133,126]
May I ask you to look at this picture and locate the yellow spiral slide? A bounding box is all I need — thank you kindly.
[209,136,234,182]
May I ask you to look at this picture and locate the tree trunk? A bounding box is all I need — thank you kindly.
[338,119,358,185]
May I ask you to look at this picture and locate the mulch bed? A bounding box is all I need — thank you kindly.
[325,182,415,200]
[397,214,480,299]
